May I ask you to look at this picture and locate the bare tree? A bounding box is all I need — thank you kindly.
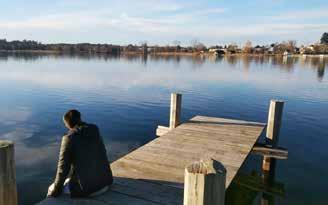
[243,40,253,54]
[227,43,238,53]
[173,40,181,46]
[286,40,296,53]
[173,40,181,52]
[190,38,206,52]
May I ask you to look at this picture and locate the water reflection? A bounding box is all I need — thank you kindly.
[0,52,326,82]
[318,62,325,81]
[226,158,285,205]
[0,53,326,89]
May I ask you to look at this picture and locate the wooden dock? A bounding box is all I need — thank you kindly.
[112,116,265,187]
[0,93,287,205]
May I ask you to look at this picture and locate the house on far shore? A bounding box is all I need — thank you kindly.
[208,47,225,55]
[300,45,315,54]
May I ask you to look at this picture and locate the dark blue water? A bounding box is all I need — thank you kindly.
[0,53,327,205]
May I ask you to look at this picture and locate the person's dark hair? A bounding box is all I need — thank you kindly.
[63,109,81,128]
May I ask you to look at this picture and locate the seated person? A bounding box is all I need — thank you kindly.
[47,109,113,198]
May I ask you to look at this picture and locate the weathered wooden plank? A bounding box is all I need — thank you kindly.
[190,116,265,125]
[163,130,259,145]
[177,124,263,139]
[124,141,246,170]
[112,157,184,182]
[122,151,240,176]
[106,178,183,205]
[37,190,159,205]
[150,133,253,156]
[37,177,183,205]
[252,143,288,160]
[130,144,243,167]
[176,124,264,139]
[153,132,254,151]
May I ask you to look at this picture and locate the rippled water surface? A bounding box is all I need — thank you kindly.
[0,53,327,205]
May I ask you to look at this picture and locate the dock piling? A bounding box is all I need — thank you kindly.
[184,159,226,205]
[0,140,18,205]
[170,93,182,129]
[263,100,284,171]
[266,100,284,147]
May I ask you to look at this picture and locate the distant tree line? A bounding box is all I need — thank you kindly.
[0,39,46,50]
[0,39,121,55]
[1,32,328,55]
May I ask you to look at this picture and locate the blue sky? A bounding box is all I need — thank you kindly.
[0,0,327,46]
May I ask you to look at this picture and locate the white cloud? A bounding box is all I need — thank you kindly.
[0,55,325,93]
[271,8,328,20]
[198,8,226,15]
[0,9,114,30]
[57,0,184,13]
[203,23,328,37]
[0,5,226,31]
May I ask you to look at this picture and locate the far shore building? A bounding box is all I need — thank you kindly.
[208,48,226,55]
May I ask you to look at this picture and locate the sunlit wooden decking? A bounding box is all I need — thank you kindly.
[37,115,265,205]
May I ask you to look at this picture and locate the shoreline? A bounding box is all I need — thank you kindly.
[1,50,328,57]
[0,50,61,54]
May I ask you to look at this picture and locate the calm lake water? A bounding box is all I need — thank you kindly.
[0,53,327,205]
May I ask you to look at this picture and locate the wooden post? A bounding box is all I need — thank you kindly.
[184,159,226,205]
[263,100,284,172]
[266,100,284,147]
[0,140,18,205]
[170,93,182,129]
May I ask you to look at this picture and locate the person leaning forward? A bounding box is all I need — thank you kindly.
[47,109,113,198]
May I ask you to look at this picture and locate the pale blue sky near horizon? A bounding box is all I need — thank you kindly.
[0,0,327,46]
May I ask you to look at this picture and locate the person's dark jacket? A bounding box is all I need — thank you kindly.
[50,122,113,197]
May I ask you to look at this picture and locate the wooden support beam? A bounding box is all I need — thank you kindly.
[170,93,182,129]
[263,100,284,172]
[0,140,18,205]
[156,125,170,137]
[252,143,288,160]
[184,159,226,205]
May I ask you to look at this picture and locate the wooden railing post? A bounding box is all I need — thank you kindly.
[184,159,226,205]
[170,93,182,129]
[155,93,182,136]
[263,100,284,172]
[0,140,18,205]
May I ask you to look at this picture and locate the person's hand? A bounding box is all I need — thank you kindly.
[47,183,61,197]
